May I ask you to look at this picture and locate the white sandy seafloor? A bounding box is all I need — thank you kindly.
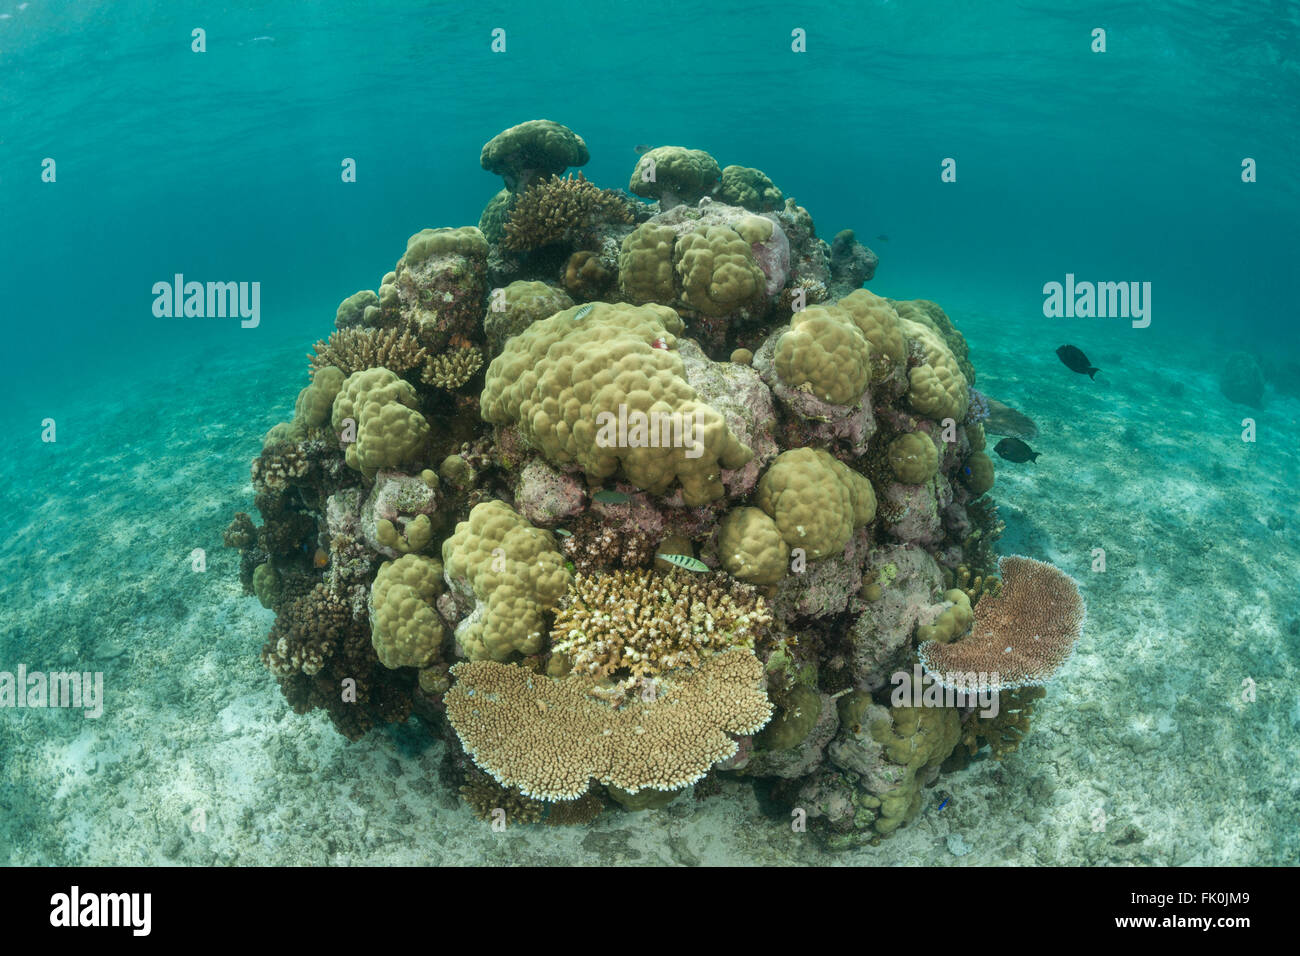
[1,309,1297,867]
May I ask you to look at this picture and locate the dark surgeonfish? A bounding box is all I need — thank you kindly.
[994,437,1041,463]
[1056,345,1100,380]
[634,144,653,155]
[983,397,1039,441]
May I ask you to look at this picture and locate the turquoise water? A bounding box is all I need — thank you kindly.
[1,1,1297,865]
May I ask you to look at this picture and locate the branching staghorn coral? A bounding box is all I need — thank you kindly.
[309,322,428,377]
[502,172,632,251]
[421,346,484,390]
[550,568,772,686]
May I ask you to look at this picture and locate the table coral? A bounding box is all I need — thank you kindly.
[443,647,772,799]
[231,123,1085,843]
[918,555,1085,691]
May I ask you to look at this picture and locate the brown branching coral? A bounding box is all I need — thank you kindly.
[251,442,311,492]
[309,323,428,376]
[223,512,257,549]
[502,172,632,251]
[918,556,1085,691]
[269,580,414,741]
[545,792,603,826]
[558,512,656,574]
[460,771,545,824]
[261,583,352,678]
[550,568,772,684]
[962,495,1005,579]
[422,346,484,390]
[444,647,773,799]
[959,687,1046,759]
[777,276,828,312]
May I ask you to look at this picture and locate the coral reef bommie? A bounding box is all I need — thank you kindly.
[228,118,1083,842]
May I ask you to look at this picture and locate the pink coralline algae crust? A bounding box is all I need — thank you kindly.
[848,543,949,691]
[513,457,587,526]
[750,217,791,295]
[878,474,953,547]
[918,555,1086,691]
[679,340,777,498]
[769,527,872,621]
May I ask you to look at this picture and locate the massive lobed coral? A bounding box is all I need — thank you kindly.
[480,302,752,505]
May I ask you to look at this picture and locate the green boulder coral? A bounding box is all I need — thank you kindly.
[370,553,446,669]
[718,165,783,211]
[331,367,431,479]
[629,146,721,209]
[441,500,571,661]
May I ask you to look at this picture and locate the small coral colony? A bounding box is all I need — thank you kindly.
[224,119,1084,847]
